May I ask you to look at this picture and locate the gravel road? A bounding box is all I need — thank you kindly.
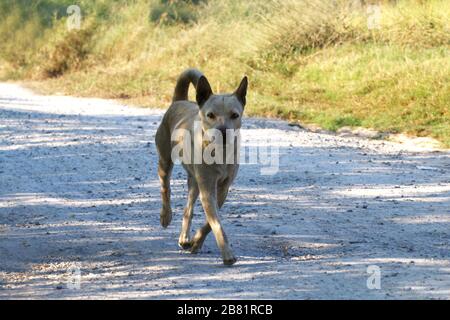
[0,83,449,299]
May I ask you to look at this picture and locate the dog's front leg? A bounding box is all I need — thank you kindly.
[178,174,199,249]
[198,179,236,266]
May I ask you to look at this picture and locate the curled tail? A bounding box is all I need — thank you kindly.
[172,68,204,102]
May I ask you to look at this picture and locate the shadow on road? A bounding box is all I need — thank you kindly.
[1,102,449,299]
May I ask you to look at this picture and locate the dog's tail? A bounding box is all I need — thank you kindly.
[172,68,204,102]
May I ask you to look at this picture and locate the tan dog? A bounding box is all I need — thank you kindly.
[155,68,247,265]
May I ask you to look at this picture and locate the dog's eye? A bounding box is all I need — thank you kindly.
[231,112,240,119]
[206,112,216,119]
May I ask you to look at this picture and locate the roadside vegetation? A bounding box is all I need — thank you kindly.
[1,0,449,146]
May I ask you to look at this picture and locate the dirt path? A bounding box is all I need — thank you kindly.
[0,83,449,299]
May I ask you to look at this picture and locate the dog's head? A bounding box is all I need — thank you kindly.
[196,75,247,143]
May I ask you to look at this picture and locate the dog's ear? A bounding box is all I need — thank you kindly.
[234,76,248,107]
[196,76,213,107]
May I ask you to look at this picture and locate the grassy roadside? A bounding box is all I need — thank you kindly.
[1,0,449,146]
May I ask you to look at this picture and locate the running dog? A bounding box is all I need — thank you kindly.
[155,68,247,265]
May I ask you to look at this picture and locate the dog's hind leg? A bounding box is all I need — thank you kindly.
[178,174,199,249]
[190,222,211,254]
[158,156,173,228]
[217,183,230,209]
[155,123,174,228]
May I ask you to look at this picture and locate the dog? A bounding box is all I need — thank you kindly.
[155,68,247,265]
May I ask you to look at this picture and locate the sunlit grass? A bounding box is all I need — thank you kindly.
[1,0,449,146]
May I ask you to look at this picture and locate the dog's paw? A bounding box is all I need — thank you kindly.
[160,208,172,228]
[178,241,193,250]
[190,242,202,254]
[223,256,237,266]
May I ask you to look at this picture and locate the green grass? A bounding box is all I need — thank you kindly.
[1,0,449,146]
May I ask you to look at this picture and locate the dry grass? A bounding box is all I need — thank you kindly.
[1,0,449,146]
